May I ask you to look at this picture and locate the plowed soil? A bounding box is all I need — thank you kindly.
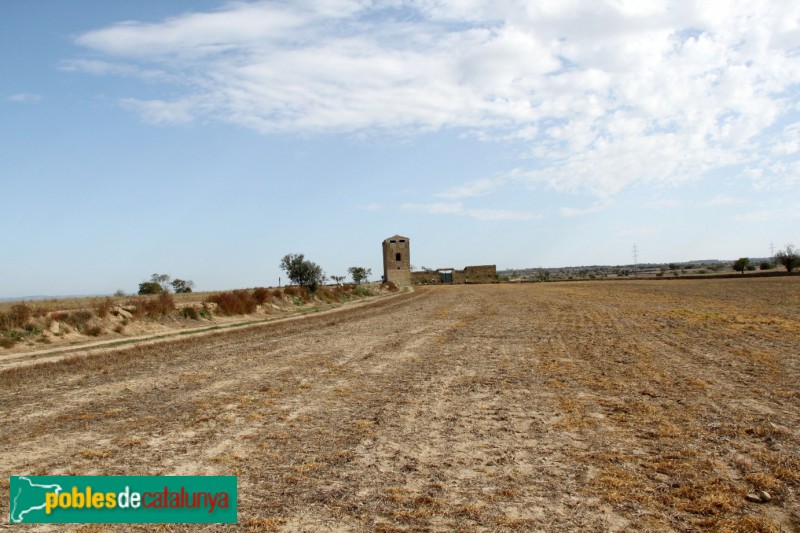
[1,279,799,531]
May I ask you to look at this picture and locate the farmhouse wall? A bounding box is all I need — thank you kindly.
[411,271,439,284]
[410,264,497,285]
[464,265,497,283]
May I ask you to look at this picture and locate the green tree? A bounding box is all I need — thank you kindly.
[348,266,372,285]
[732,257,750,275]
[138,281,163,295]
[774,244,800,272]
[280,253,325,292]
[151,273,172,292]
[330,275,346,285]
[171,279,195,293]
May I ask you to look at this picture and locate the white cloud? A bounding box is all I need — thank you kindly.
[735,204,800,222]
[402,201,539,221]
[357,203,383,211]
[700,194,745,207]
[120,98,196,125]
[559,200,611,217]
[7,93,42,103]
[435,177,509,199]
[616,224,664,238]
[644,198,682,208]
[71,0,800,198]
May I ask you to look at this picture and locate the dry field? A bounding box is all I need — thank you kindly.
[1,279,799,531]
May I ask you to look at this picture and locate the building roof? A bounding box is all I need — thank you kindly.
[383,235,410,243]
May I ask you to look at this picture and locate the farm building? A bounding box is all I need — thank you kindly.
[382,235,412,286]
[411,265,497,285]
[381,234,496,285]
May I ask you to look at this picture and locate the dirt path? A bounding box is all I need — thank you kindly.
[0,291,408,372]
[1,280,798,531]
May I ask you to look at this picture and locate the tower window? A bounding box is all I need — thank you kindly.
[396,253,401,261]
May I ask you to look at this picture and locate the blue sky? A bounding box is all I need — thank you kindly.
[1,0,798,298]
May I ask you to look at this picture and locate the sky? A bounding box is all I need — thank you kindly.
[1,0,799,298]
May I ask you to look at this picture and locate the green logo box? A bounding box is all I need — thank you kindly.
[9,476,237,524]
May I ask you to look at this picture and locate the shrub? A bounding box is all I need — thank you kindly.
[95,297,115,318]
[126,293,175,319]
[63,310,94,330]
[316,288,334,302]
[143,293,176,318]
[253,287,270,305]
[181,307,200,320]
[383,281,398,292]
[355,286,371,297]
[759,261,774,270]
[85,326,103,337]
[7,304,32,330]
[283,286,299,297]
[0,337,16,348]
[207,290,257,315]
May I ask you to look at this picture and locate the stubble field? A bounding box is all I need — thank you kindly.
[1,278,798,531]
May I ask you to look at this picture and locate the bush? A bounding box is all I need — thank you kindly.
[95,297,115,318]
[62,310,94,330]
[207,290,257,315]
[181,306,200,320]
[0,337,16,348]
[283,286,299,297]
[759,261,774,270]
[316,287,334,302]
[1,304,33,331]
[150,293,176,318]
[85,326,103,337]
[125,293,175,319]
[252,287,270,305]
[355,286,372,297]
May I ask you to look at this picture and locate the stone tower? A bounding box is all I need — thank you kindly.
[382,235,411,286]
